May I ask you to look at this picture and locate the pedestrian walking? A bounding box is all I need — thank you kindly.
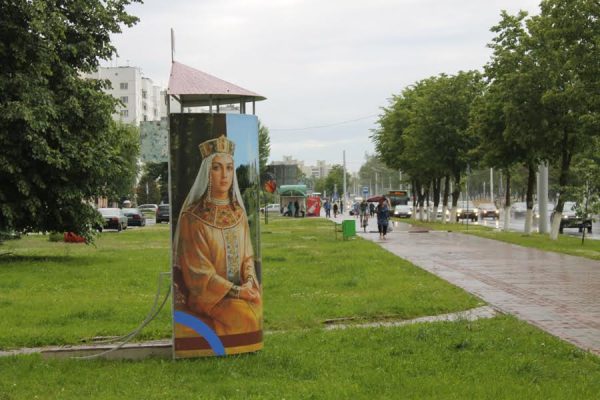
[333,202,339,218]
[324,200,331,218]
[376,197,390,239]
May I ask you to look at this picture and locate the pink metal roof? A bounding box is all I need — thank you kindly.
[167,61,265,101]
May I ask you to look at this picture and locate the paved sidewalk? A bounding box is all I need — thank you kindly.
[328,212,600,355]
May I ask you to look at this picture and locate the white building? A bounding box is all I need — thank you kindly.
[309,160,332,179]
[83,66,166,125]
[272,156,305,168]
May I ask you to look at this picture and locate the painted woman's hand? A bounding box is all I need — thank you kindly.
[239,285,261,303]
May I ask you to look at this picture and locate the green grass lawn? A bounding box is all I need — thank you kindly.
[1,317,599,399]
[1,218,599,399]
[0,219,480,348]
[406,219,600,260]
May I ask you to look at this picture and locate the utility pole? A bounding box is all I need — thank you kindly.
[490,168,494,204]
[343,150,347,209]
[399,169,402,190]
[538,163,549,233]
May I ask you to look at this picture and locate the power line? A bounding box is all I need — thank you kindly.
[270,114,379,132]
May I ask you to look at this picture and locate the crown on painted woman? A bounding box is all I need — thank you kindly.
[199,135,235,158]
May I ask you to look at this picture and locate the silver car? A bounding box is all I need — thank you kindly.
[98,208,128,232]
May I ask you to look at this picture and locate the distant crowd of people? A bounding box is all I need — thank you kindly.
[283,200,305,217]
[322,196,391,239]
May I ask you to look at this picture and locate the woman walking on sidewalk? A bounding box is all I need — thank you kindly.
[376,197,390,239]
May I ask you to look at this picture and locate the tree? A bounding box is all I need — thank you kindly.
[373,72,482,221]
[111,122,140,203]
[0,0,141,242]
[258,120,271,178]
[322,165,351,200]
[141,161,169,203]
[358,153,402,195]
[135,175,161,205]
[528,0,600,239]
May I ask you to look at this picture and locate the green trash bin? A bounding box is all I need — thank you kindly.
[341,220,356,240]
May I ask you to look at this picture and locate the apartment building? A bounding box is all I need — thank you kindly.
[83,66,166,125]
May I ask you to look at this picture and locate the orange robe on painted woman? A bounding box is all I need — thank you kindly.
[176,200,262,335]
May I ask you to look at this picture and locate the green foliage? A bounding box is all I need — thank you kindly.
[48,232,63,242]
[139,161,169,203]
[358,153,402,193]
[258,120,271,177]
[527,0,600,212]
[136,174,162,205]
[110,122,140,202]
[321,165,352,198]
[0,0,142,242]
[372,72,483,206]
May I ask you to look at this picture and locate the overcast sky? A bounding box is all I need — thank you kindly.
[108,0,541,172]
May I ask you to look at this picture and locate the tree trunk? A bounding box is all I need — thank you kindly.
[411,179,418,220]
[442,174,450,224]
[524,163,536,235]
[432,177,441,222]
[550,131,572,240]
[424,184,431,221]
[450,172,461,223]
[417,181,426,221]
[502,170,511,231]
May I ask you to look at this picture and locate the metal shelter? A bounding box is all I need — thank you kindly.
[166,61,266,114]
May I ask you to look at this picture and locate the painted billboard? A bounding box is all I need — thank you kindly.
[170,113,262,358]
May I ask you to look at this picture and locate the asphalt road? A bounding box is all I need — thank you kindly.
[462,214,600,240]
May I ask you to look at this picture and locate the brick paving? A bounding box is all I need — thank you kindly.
[330,212,600,355]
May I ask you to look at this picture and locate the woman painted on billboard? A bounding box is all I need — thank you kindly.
[175,135,261,336]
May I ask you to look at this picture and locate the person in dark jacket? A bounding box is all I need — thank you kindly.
[376,197,390,239]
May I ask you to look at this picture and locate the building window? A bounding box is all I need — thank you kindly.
[143,104,147,111]
[120,110,129,117]
[143,115,148,122]
[120,96,128,104]
[154,109,157,117]
[142,90,147,99]
[120,82,128,90]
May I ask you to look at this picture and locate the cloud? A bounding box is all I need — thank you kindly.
[110,0,541,171]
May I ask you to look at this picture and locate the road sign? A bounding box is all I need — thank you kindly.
[362,186,369,196]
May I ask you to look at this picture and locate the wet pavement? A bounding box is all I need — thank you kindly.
[329,212,600,356]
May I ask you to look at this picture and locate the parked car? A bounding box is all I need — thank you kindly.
[556,201,592,233]
[156,204,170,223]
[511,202,527,217]
[260,203,281,214]
[138,204,158,213]
[456,201,478,222]
[436,206,450,220]
[98,208,128,231]
[393,204,412,218]
[479,203,499,219]
[533,202,555,221]
[122,208,146,227]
